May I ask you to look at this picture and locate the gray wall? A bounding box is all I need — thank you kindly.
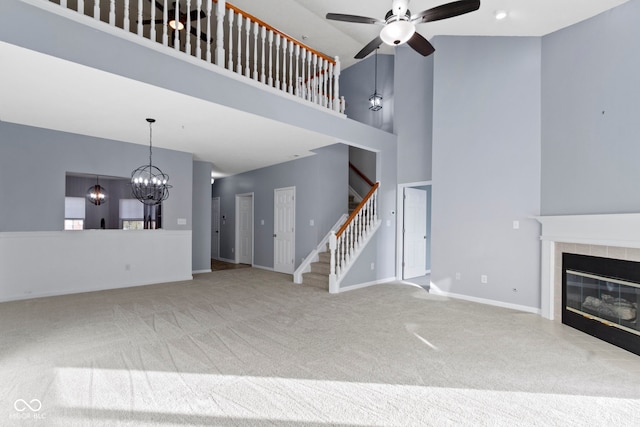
[0,122,193,232]
[431,36,541,309]
[541,0,640,215]
[340,53,395,133]
[211,144,348,269]
[192,160,212,271]
[394,45,434,184]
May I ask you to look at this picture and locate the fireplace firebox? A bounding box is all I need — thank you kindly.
[563,253,640,356]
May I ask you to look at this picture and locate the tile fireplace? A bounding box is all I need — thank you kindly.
[537,213,640,355]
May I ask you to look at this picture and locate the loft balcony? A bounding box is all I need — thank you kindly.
[41,0,345,114]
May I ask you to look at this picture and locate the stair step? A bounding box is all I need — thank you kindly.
[318,251,331,263]
[302,272,328,290]
[310,261,330,275]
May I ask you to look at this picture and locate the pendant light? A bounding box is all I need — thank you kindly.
[369,48,382,111]
[87,176,107,206]
[131,118,171,206]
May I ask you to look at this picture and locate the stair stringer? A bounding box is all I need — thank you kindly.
[293,214,348,284]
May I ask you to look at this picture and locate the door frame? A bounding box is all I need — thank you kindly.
[211,197,220,260]
[396,181,431,280]
[235,192,254,265]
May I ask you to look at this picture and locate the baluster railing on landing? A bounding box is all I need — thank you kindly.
[42,0,345,114]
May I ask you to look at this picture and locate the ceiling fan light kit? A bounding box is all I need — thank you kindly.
[326,0,481,59]
[380,20,415,46]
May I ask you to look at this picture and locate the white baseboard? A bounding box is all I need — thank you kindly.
[192,269,212,274]
[338,276,396,293]
[217,257,237,264]
[0,275,193,303]
[428,286,541,315]
[252,264,275,272]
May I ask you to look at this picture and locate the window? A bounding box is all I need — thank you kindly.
[64,197,85,230]
[64,219,84,230]
[122,220,145,230]
[119,199,145,230]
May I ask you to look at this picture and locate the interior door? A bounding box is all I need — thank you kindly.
[403,187,427,279]
[211,197,220,260]
[274,187,295,274]
[237,195,253,264]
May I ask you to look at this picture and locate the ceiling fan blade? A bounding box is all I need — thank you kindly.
[190,10,207,21]
[407,33,435,57]
[141,19,165,25]
[326,13,384,25]
[355,36,383,59]
[190,26,212,43]
[412,0,480,24]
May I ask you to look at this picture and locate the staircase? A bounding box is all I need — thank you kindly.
[293,182,380,293]
[301,248,331,290]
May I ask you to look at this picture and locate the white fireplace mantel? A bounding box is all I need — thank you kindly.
[535,213,640,320]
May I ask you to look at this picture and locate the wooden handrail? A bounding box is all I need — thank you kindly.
[349,162,375,187]
[214,1,335,65]
[336,182,379,238]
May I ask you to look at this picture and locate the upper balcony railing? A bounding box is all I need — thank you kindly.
[46,0,345,113]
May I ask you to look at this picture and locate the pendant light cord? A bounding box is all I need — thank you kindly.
[374,48,378,93]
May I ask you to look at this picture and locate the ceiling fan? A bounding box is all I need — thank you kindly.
[326,0,481,59]
[142,1,210,43]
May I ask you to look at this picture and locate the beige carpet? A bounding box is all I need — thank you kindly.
[1,268,639,426]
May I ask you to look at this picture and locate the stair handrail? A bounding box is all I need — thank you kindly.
[349,162,375,188]
[336,182,379,238]
[329,182,380,293]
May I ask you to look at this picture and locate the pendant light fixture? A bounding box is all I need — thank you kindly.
[87,176,107,206]
[131,118,171,206]
[369,48,382,111]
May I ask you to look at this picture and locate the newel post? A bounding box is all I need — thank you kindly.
[329,232,338,293]
[333,56,341,113]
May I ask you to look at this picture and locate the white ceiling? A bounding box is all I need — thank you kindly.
[0,0,629,177]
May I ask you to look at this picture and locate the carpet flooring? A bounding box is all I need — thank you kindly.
[1,268,639,426]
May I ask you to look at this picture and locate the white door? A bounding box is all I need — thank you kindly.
[274,187,295,274]
[403,188,427,279]
[211,197,220,260]
[237,195,253,264]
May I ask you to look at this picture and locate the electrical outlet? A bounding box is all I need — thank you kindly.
[513,220,520,229]
[455,272,461,280]
[231,248,234,253]
[371,262,375,270]
[481,275,488,284]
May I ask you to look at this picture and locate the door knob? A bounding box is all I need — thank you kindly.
[273,234,277,238]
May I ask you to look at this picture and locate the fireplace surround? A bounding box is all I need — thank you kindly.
[537,213,640,355]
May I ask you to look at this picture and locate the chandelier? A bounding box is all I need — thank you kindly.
[131,118,171,206]
[87,176,107,206]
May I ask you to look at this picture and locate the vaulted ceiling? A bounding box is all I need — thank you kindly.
[229,0,628,68]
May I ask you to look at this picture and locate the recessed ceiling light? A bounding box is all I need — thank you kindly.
[495,10,508,20]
